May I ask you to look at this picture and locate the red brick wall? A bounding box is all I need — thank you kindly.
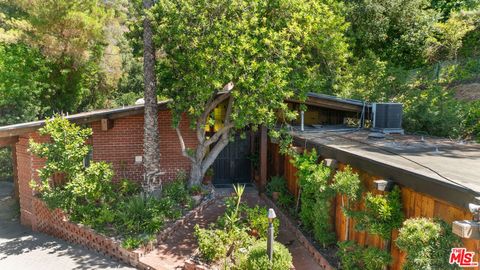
[16,132,49,228]
[90,111,197,183]
[15,110,197,228]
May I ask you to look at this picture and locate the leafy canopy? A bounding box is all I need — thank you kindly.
[152,0,350,128]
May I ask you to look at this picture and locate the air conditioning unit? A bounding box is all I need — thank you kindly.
[371,103,404,134]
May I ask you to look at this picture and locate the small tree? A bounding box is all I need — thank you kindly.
[29,116,116,219]
[151,0,350,186]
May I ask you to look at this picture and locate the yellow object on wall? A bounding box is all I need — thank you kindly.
[205,100,227,132]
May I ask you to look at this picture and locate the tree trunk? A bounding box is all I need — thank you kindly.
[190,162,203,186]
[175,91,235,186]
[142,0,161,189]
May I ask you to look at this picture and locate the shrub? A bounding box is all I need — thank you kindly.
[162,178,192,206]
[337,241,363,270]
[245,205,279,239]
[266,176,287,195]
[337,241,391,270]
[292,149,335,246]
[122,236,143,250]
[277,191,294,209]
[352,186,403,240]
[116,178,141,197]
[363,246,392,270]
[237,241,292,270]
[395,218,462,270]
[114,195,165,236]
[194,225,229,263]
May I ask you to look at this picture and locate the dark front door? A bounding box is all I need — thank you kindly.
[212,135,251,187]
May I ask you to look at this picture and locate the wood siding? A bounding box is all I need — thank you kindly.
[267,143,480,269]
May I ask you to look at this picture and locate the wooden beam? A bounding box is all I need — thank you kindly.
[101,118,114,131]
[286,97,364,112]
[259,125,268,192]
[0,136,18,147]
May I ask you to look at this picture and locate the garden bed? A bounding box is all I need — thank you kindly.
[32,191,216,269]
[260,194,338,269]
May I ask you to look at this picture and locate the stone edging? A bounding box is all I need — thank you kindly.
[260,194,336,270]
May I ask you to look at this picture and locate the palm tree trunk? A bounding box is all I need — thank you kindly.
[142,0,161,189]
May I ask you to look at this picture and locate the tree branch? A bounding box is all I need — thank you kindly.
[204,122,234,147]
[201,132,230,175]
[175,128,195,162]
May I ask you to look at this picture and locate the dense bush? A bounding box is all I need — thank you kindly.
[351,186,404,240]
[266,176,288,195]
[396,218,462,270]
[292,149,335,246]
[245,206,279,239]
[237,241,292,270]
[337,241,391,270]
[194,226,230,263]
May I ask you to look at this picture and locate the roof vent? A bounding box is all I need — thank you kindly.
[371,103,404,134]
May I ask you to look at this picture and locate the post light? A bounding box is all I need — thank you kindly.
[300,111,305,132]
[267,208,276,262]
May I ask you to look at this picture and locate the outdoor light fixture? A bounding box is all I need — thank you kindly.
[452,203,480,239]
[300,111,305,132]
[374,179,394,192]
[267,208,277,261]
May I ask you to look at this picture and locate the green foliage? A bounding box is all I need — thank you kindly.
[115,178,141,197]
[30,117,193,249]
[337,241,363,270]
[114,195,165,236]
[396,218,462,270]
[237,241,292,270]
[152,0,350,129]
[29,116,92,181]
[122,236,143,250]
[196,184,254,263]
[337,241,391,270]
[266,176,288,195]
[0,147,12,181]
[331,165,362,205]
[277,191,294,209]
[351,186,404,240]
[245,206,279,239]
[292,149,335,246]
[194,225,230,263]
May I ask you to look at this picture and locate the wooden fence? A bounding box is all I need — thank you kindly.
[267,142,480,270]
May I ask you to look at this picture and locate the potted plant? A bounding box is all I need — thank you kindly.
[202,167,214,185]
[266,176,287,202]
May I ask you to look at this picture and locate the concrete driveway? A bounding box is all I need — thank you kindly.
[0,181,135,270]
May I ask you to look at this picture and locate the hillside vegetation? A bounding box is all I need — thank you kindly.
[0,0,478,140]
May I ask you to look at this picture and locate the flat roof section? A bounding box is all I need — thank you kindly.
[290,128,480,208]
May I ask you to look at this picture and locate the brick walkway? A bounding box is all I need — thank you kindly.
[140,189,322,270]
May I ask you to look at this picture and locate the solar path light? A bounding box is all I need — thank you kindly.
[267,208,277,262]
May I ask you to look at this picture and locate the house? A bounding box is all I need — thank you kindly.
[0,93,479,269]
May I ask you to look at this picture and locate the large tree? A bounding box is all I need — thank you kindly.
[142,0,161,189]
[152,0,350,186]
